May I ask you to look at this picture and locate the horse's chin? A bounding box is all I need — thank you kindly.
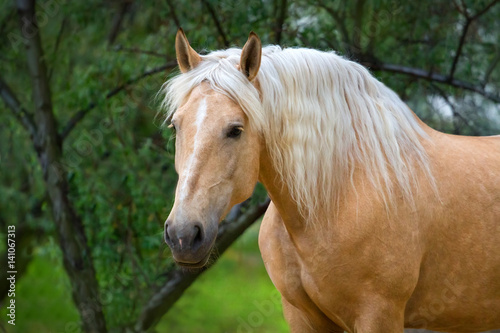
[175,250,212,270]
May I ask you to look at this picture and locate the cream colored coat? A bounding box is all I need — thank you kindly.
[166,30,500,332]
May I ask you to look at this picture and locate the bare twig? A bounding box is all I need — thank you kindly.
[396,37,433,46]
[318,1,350,48]
[483,51,500,87]
[452,0,465,15]
[165,0,180,27]
[114,45,167,58]
[430,83,477,135]
[459,0,468,14]
[108,0,132,45]
[273,0,288,44]
[61,61,177,139]
[362,60,500,103]
[448,18,471,80]
[0,76,36,137]
[201,0,229,47]
[366,9,378,54]
[48,18,67,80]
[449,0,500,80]
[352,0,366,53]
[125,204,151,289]
[471,0,500,20]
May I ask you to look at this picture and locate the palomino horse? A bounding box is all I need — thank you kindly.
[162,29,500,332]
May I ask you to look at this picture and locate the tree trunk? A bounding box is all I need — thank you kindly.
[15,1,107,331]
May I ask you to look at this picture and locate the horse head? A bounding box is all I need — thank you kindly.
[164,30,263,268]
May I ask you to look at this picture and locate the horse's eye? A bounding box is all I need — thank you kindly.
[227,126,243,138]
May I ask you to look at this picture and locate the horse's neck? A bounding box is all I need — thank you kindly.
[257,119,434,245]
[258,146,305,232]
[258,143,343,254]
[259,148,364,225]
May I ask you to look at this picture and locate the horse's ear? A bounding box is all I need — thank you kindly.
[240,32,262,81]
[175,28,202,73]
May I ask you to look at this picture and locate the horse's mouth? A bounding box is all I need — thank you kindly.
[175,251,211,269]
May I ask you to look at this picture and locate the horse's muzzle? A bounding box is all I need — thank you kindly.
[164,219,215,267]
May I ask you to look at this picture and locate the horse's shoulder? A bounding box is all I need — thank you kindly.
[258,202,301,291]
[259,201,289,257]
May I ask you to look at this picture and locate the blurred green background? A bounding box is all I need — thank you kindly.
[0,0,498,332]
[0,222,288,333]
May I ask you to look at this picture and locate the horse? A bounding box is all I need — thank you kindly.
[161,29,500,332]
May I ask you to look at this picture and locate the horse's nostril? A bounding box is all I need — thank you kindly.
[164,221,206,253]
[164,223,172,245]
[192,224,203,251]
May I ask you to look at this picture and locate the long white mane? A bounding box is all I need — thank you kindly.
[162,45,433,220]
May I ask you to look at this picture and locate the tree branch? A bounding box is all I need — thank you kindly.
[0,76,36,137]
[352,0,366,53]
[201,0,229,47]
[318,1,350,49]
[471,0,500,20]
[108,0,132,45]
[483,51,500,87]
[449,0,500,80]
[114,45,168,58]
[61,61,177,139]
[165,0,180,27]
[273,0,288,44]
[430,83,478,135]
[48,17,67,81]
[362,60,500,103]
[448,18,471,80]
[134,199,270,332]
[452,0,469,18]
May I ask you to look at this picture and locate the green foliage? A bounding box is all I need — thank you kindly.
[1,0,499,331]
[0,240,79,333]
